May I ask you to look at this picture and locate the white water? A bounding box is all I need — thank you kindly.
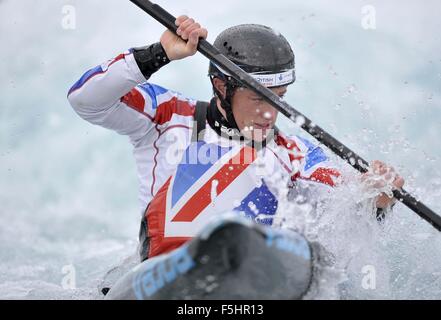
[1,0,440,299]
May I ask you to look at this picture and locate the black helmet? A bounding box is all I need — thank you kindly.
[208,24,295,131]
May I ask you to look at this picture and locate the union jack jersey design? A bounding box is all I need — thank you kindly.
[67,49,340,259]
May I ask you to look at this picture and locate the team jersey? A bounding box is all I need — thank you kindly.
[67,49,341,258]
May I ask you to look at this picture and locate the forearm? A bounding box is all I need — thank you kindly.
[132,42,170,79]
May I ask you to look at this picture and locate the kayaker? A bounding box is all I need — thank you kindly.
[67,15,404,263]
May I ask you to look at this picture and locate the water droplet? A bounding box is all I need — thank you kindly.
[200,255,210,264]
[206,275,216,282]
[347,84,357,94]
[263,111,272,120]
[210,179,219,202]
[295,115,305,127]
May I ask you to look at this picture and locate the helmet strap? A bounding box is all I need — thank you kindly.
[210,76,241,136]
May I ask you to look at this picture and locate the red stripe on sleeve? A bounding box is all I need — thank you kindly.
[121,88,146,113]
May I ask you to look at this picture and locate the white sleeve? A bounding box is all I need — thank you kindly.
[67,51,155,146]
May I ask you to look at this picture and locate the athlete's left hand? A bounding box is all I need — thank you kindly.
[361,160,405,209]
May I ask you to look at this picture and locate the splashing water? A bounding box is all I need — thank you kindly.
[272,156,441,299]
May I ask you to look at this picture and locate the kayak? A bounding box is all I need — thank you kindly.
[105,214,315,300]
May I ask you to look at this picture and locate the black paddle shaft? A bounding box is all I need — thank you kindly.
[129,0,441,232]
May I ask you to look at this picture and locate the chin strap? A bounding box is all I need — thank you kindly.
[209,76,241,136]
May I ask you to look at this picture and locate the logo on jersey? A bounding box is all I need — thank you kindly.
[162,142,278,238]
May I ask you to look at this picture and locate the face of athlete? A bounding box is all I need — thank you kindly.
[213,78,287,142]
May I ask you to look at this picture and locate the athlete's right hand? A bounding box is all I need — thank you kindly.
[160,15,208,61]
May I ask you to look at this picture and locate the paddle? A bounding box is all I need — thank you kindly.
[128,0,441,232]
